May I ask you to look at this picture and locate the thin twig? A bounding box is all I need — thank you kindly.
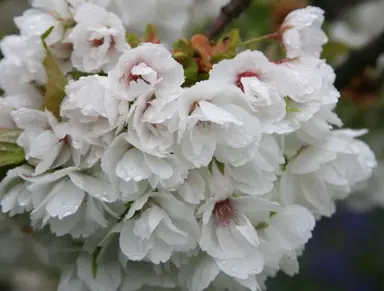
[204,0,251,40]
[334,30,384,90]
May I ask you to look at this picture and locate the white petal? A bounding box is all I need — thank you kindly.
[116,148,151,182]
[12,108,49,129]
[216,251,263,280]
[290,146,336,174]
[235,215,259,246]
[146,236,173,264]
[69,171,119,202]
[176,170,205,204]
[77,253,122,291]
[144,154,173,179]
[156,215,188,246]
[183,255,220,291]
[197,100,242,125]
[200,219,227,259]
[45,180,85,219]
[133,206,165,239]
[216,224,245,258]
[119,220,150,261]
[266,205,315,250]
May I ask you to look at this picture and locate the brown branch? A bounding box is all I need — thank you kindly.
[204,0,251,40]
[334,30,384,90]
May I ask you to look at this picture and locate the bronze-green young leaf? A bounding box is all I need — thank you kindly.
[41,26,68,119]
[172,38,194,57]
[0,142,25,167]
[143,24,160,43]
[211,29,241,62]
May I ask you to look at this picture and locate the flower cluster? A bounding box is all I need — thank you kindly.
[0,1,376,291]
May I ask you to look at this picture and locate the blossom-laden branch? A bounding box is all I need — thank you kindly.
[0,2,378,291]
[204,0,252,39]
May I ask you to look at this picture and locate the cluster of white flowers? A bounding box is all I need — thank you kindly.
[0,1,377,291]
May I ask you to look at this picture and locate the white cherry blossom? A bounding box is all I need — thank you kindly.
[294,105,342,144]
[198,162,279,281]
[22,166,121,238]
[124,87,181,157]
[15,9,64,45]
[13,109,71,175]
[31,0,72,19]
[14,8,73,73]
[0,166,34,217]
[68,3,129,73]
[60,75,120,167]
[226,134,284,196]
[119,191,199,264]
[0,34,46,87]
[108,42,184,101]
[210,50,286,134]
[1,84,43,110]
[281,6,328,59]
[279,129,377,217]
[102,134,188,191]
[271,56,340,131]
[177,80,261,167]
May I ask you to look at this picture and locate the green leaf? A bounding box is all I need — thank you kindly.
[92,247,102,278]
[41,26,68,119]
[126,32,140,48]
[182,58,198,87]
[68,71,88,80]
[255,221,269,230]
[285,97,301,113]
[0,142,25,167]
[208,158,225,175]
[0,128,22,143]
[41,26,54,48]
[269,211,277,218]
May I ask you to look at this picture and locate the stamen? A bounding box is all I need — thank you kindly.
[213,199,236,226]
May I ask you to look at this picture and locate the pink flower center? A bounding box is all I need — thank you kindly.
[90,36,116,48]
[235,71,259,92]
[127,74,151,85]
[59,135,69,144]
[90,38,105,47]
[213,199,236,226]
